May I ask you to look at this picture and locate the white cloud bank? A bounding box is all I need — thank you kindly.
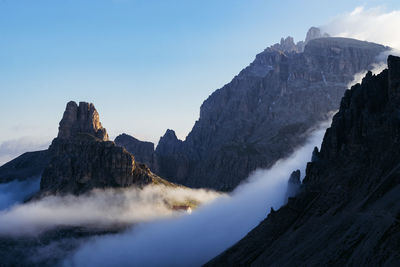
[65,121,330,267]
[3,6,400,267]
[321,6,400,88]
[322,6,400,51]
[64,9,400,265]
[0,185,221,237]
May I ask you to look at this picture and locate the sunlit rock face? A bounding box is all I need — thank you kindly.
[58,101,109,141]
[40,101,170,196]
[152,29,389,191]
[206,56,400,266]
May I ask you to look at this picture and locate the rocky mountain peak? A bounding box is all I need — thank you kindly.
[305,26,329,44]
[154,34,387,191]
[156,129,183,155]
[57,101,109,141]
[269,36,299,53]
[207,56,400,266]
[39,101,171,196]
[163,129,178,140]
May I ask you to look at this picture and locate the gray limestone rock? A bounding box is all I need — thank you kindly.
[206,55,400,267]
[154,33,389,191]
[39,101,172,196]
[305,26,330,44]
[58,101,109,141]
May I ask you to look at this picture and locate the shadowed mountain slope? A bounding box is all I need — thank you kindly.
[118,29,388,191]
[206,55,400,266]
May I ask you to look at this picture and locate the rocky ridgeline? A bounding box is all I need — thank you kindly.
[40,101,172,195]
[206,56,400,266]
[117,27,388,191]
[0,27,390,192]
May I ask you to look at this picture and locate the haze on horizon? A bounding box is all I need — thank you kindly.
[1,0,400,165]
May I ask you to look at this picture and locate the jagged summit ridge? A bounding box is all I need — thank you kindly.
[267,26,330,53]
[305,26,330,44]
[207,55,400,266]
[58,101,109,141]
[114,31,388,192]
[149,34,388,191]
[1,30,390,193]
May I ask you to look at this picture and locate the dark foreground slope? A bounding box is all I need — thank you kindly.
[118,30,388,191]
[206,56,400,266]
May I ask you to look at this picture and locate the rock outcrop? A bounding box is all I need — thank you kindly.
[284,169,301,201]
[40,101,172,195]
[305,26,329,44]
[206,56,400,266]
[151,30,388,191]
[1,29,390,193]
[114,134,155,168]
[58,101,109,141]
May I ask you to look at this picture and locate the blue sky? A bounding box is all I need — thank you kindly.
[1,0,399,155]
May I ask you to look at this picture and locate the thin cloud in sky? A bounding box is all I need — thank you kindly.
[322,6,400,50]
[0,137,50,166]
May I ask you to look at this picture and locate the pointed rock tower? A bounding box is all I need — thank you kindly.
[57,101,109,141]
[40,101,172,195]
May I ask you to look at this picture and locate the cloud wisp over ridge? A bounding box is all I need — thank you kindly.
[322,6,400,51]
[66,121,330,267]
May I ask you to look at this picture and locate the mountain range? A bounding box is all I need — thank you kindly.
[116,28,388,191]
[0,27,398,266]
[206,55,400,266]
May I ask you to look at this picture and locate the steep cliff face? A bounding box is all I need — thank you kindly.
[284,169,300,201]
[58,101,109,141]
[40,101,172,195]
[114,134,155,168]
[154,31,388,191]
[206,56,400,266]
[2,29,388,192]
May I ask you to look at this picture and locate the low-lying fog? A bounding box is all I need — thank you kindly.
[66,121,329,267]
[0,183,221,236]
[0,121,329,266]
[2,6,399,266]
